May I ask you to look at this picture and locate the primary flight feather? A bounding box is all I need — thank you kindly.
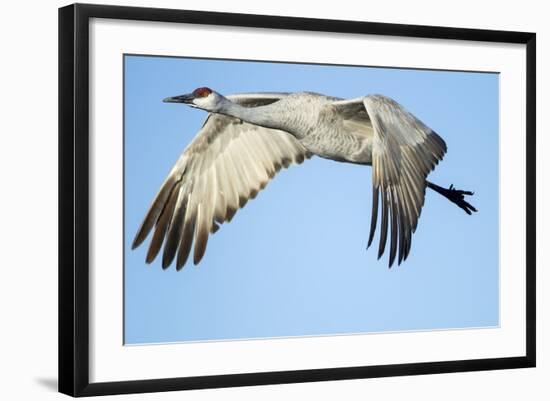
[132,88,476,270]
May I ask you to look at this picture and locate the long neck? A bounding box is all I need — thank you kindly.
[216,99,291,132]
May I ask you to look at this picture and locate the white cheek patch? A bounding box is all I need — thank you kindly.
[194,96,211,108]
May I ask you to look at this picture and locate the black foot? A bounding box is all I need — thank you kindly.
[426,181,478,215]
[442,184,477,215]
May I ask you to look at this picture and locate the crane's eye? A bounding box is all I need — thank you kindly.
[193,87,212,98]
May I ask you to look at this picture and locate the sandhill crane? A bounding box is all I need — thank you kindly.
[132,87,476,270]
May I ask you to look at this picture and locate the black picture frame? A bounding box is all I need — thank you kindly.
[59,3,536,397]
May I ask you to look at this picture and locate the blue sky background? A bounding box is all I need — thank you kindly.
[124,55,499,345]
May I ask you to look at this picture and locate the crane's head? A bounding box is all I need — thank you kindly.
[163,87,225,111]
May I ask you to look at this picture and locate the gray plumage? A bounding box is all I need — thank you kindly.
[132,89,453,270]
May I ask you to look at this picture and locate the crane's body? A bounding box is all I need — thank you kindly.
[133,87,476,270]
[221,92,374,164]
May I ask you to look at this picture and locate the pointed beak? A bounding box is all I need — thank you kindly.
[163,93,194,104]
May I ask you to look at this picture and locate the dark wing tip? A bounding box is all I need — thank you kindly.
[161,252,173,269]
[145,249,157,264]
[131,225,150,250]
[193,230,209,266]
[377,188,389,260]
[367,186,379,248]
[176,215,196,270]
[131,238,141,250]
[193,247,206,266]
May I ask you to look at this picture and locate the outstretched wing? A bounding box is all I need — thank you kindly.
[333,95,447,266]
[132,94,310,270]
[365,95,447,266]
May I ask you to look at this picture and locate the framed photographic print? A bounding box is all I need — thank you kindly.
[58,3,536,397]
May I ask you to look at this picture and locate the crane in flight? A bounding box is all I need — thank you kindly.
[132,87,476,270]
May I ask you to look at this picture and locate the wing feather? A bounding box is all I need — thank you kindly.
[145,183,180,264]
[176,194,196,270]
[133,98,309,270]
[162,184,188,268]
[362,95,447,266]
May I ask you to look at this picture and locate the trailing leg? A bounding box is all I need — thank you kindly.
[426,181,477,215]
